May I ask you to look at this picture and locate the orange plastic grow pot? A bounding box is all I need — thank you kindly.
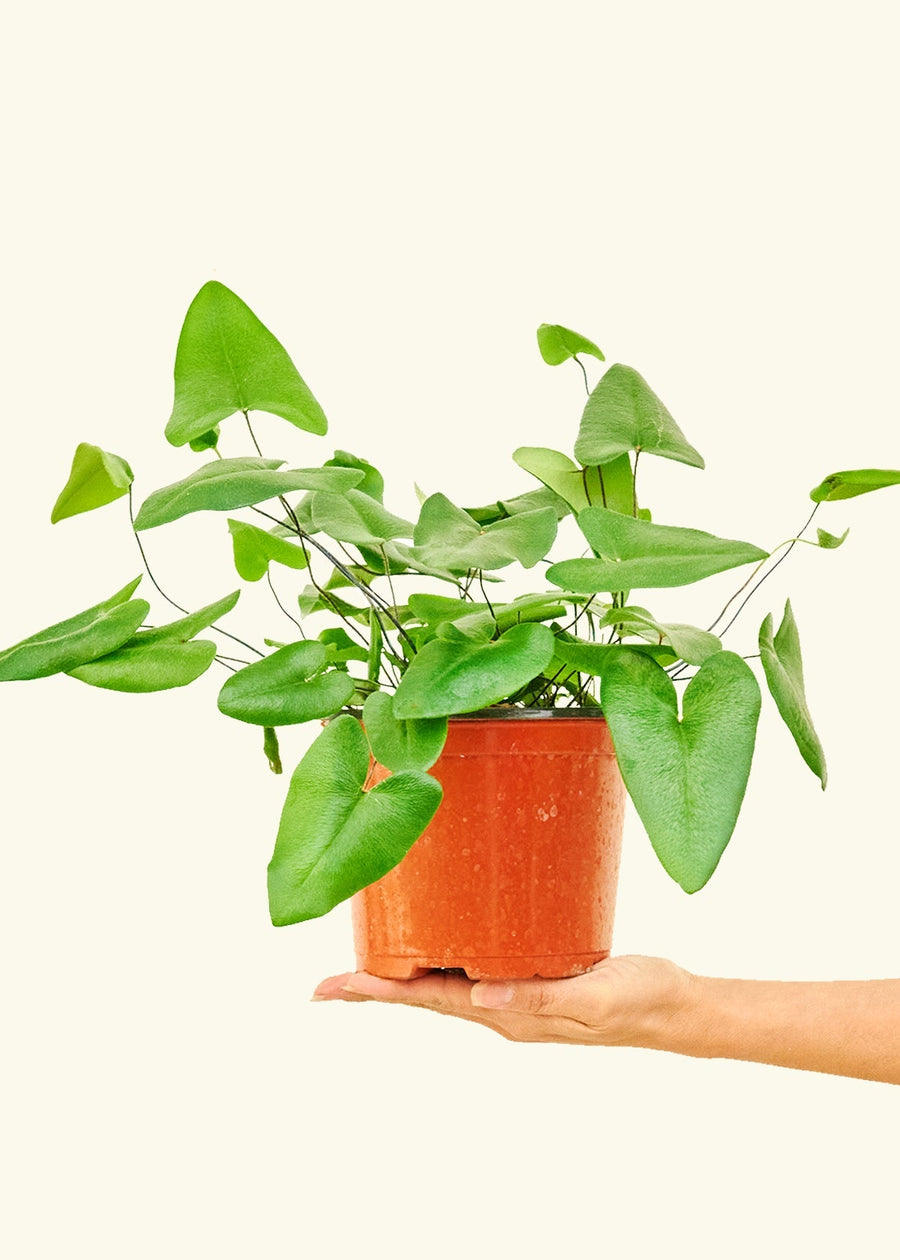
[353,711,626,980]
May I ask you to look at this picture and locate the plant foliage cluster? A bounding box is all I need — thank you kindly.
[3,283,898,918]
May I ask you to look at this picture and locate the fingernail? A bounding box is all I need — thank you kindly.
[471,983,514,1009]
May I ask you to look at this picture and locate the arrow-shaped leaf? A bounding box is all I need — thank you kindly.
[0,578,147,682]
[166,281,329,447]
[51,442,134,523]
[595,605,722,665]
[547,507,767,592]
[411,493,558,573]
[310,489,414,546]
[217,640,355,725]
[601,649,761,892]
[759,601,827,788]
[574,363,705,469]
[809,468,900,502]
[536,323,605,366]
[133,457,363,530]
[131,590,241,645]
[392,623,556,718]
[267,714,443,923]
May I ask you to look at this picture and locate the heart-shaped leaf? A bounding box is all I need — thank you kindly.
[51,442,134,523]
[363,691,448,771]
[68,640,217,691]
[267,715,443,923]
[227,518,309,582]
[217,640,355,725]
[392,623,556,718]
[574,364,705,469]
[0,578,148,682]
[133,457,363,530]
[759,601,827,788]
[165,281,329,447]
[809,468,900,502]
[536,324,605,366]
[601,649,761,892]
[547,507,767,592]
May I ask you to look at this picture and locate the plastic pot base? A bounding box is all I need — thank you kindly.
[353,949,611,982]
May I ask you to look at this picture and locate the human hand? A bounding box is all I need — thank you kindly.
[312,955,696,1047]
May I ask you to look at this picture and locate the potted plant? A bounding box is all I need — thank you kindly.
[2,282,897,979]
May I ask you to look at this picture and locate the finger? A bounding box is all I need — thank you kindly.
[470,962,614,1022]
[312,972,358,1000]
[340,971,476,1011]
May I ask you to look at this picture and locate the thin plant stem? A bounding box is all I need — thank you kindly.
[266,571,305,634]
[572,354,591,398]
[477,569,496,621]
[128,487,264,658]
[709,503,821,638]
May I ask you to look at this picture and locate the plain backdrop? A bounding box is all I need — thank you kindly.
[1,3,898,1257]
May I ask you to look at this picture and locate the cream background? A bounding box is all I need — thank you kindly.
[1,4,898,1257]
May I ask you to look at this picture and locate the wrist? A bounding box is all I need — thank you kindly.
[635,964,709,1053]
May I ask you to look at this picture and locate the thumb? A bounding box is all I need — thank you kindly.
[470,978,559,1014]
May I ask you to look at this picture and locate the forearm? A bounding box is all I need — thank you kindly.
[657,974,900,1084]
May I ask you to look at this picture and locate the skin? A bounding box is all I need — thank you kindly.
[313,956,900,1085]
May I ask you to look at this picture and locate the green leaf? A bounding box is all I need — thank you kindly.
[0,578,147,682]
[318,626,369,665]
[68,639,217,691]
[513,447,592,512]
[464,486,570,525]
[267,715,443,923]
[133,457,363,530]
[574,364,704,469]
[759,601,827,789]
[130,590,241,645]
[363,691,448,772]
[297,584,370,621]
[166,281,328,447]
[381,540,467,585]
[392,623,556,718]
[546,507,767,592]
[367,609,383,684]
[815,527,849,550]
[601,649,761,893]
[537,323,605,366]
[552,637,676,675]
[50,443,134,523]
[310,489,414,546]
[411,493,558,573]
[325,450,385,502]
[217,640,355,725]
[592,454,639,516]
[810,468,900,502]
[595,606,721,665]
[263,726,283,774]
[189,428,220,452]
[227,518,309,582]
